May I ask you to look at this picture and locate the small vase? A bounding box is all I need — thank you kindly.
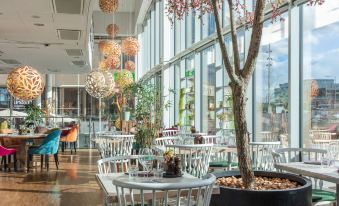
[123,111,130,121]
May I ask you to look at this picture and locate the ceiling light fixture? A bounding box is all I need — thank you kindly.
[121,37,140,56]
[115,69,134,89]
[99,0,119,13]
[6,66,44,101]
[103,55,120,70]
[106,24,119,38]
[124,60,135,71]
[85,69,115,99]
[98,40,121,57]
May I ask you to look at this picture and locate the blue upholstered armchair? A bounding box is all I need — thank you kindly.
[27,129,61,172]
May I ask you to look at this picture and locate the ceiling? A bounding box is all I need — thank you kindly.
[0,0,144,75]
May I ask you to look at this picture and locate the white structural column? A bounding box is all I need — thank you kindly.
[195,53,202,132]
[288,6,301,148]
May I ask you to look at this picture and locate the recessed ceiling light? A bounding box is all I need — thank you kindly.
[31,15,40,18]
[34,23,44,26]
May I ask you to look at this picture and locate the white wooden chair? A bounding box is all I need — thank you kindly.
[154,136,181,147]
[272,148,326,165]
[97,155,164,175]
[260,131,279,142]
[153,136,181,154]
[162,130,179,137]
[165,144,213,178]
[97,155,140,174]
[113,173,216,206]
[250,141,281,171]
[96,135,135,158]
[201,135,221,144]
[311,130,335,141]
[272,148,335,205]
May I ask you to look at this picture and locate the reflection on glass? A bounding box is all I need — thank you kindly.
[255,13,289,145]
[302,2,339,148]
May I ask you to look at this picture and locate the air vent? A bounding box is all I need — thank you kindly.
[65,49,83,56]
[57,29,81,40]
[72,60,86,66]
[53,0,83,14]
[18,46,40,49]
[0,59,21,65]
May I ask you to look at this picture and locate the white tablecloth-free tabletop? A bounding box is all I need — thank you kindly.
[275,162,339,204]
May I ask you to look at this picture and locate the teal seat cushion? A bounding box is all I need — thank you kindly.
[312,189,336,202]
[209,161,238,167]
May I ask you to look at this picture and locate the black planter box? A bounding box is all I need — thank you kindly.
[210,171,312,206]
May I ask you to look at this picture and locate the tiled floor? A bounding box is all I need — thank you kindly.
[0,149,104,206]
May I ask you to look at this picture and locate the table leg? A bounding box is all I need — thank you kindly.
[336,184,339,206]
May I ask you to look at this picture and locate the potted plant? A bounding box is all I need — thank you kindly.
[217,112,227,129]
[166,0,319,205]
[124,82,169,149]
[25,103,44,127]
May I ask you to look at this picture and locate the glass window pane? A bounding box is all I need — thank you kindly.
[302,1,339,147]
[254,13,289,145]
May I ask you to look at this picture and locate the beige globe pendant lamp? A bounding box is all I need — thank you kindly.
[99,0,119,13]
[6,65,45,101]
[85,69,115,99]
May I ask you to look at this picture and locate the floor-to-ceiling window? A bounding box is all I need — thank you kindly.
[254,13,289,145]
[201,46,216,134]
[302,1,339,147]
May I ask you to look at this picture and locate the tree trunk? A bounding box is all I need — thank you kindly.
[231,82,255,188]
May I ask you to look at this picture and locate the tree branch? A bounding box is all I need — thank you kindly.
[241,0,265,82]
[227,0,241,75]
[211,0,238,83]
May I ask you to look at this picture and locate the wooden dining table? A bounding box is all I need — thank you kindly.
[0,133,47,170]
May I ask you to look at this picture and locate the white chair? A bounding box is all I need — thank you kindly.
[96,135,135,158]
[272,148,335,205]
[113,173,216,206]
[311,130,335,141]
[272,148,326,165]
[260,131,279,142]
[201,135,220,144]
[154,136,181,147]
[153,136,181,154]
[165,144,213,178]
[250,141,281,171]
[97,155,140,174]
[162,130,179,137]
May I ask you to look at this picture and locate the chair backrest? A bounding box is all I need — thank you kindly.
[165,144,212,178]
[96,135,135,158]
[311,130,334,141]
[40,129,61,154]
[113,173,216,206]
[250,141,281,171]
[272,148,327,164]
[201,135,221,144]
[0,145,16,156]
[260,131,279,142]
[97,155,140,174]
[154,136,180,147]
[64,126,78,142]
[162,130,179,137]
